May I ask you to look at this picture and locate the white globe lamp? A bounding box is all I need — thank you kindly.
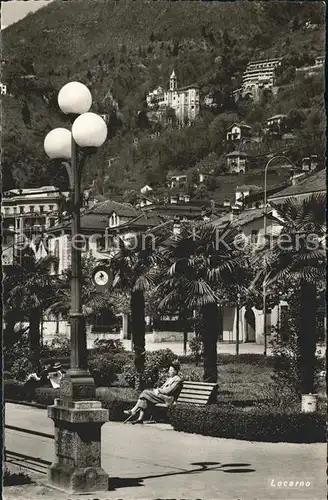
[44,128,72,159]
[72,112,107,147]
[58,82,92,115]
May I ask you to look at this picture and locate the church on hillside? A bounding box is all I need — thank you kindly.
[146,70,200,125]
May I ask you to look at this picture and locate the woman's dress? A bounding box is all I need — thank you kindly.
[138,375,182,409]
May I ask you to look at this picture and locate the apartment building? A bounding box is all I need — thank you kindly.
[1,186,67,241]
[242,58,282,92]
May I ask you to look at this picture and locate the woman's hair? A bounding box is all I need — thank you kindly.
[170,360,180,373]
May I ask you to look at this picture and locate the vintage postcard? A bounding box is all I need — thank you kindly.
[2,1,326,499]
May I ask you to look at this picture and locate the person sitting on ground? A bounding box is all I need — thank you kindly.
[124,360,183,424]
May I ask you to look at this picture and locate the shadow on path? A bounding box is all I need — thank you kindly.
[108,461,255,491]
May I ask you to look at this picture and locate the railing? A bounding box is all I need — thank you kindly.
[5,425,54,440]
[4,401,54,466]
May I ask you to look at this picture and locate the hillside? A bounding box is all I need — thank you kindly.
[2,0,325,202]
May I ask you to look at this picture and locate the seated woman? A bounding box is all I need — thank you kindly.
[124,361,182,424]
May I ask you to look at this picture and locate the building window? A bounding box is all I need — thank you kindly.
[251,229,259,244]
[19,206,24,214]
[110,213,119,227]
[40,205,44,213]
[29,205,34,213]
[97,236,106,251]
[49,205,54,211]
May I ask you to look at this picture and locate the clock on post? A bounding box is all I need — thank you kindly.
[92,264,113,293]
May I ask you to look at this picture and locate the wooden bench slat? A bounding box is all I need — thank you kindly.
[178,396,210,402]
[183,382,217,388]
[179,394,210,400]
[177,398,209,405]
[179,388,214,395]
[178,392,210,399]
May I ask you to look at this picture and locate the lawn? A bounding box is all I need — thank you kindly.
[112,360,326,412]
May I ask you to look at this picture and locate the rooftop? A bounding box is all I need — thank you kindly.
[48,212,110,233]
[178,84,199,91]
[227,122,252,130]
[226,151,249,157]
[267,114,287,121]
[268,169,325,200]
[91,199,139,217]
[210,207,270,229]
[236,184,260,192]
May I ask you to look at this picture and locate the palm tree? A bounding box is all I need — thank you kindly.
[4,248,59,371]
[254,194,326,394]
[156,222,248,382]
[110,234,160,389]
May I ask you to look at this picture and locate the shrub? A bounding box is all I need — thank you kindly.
[4,335,30,381]
[34,387,60,405]
[168,404,326,443]
[92,338,125,354]
[34,386,138,413]
[122,349,177,388]
[41,334,70,358]
[96,387,138,421]
[188,336,203,365]
[88,351,129,386]
[4,379,26,401]
[270,318,323,394]
[4,468,33,486]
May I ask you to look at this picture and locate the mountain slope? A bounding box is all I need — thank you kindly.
[2,0,325,195]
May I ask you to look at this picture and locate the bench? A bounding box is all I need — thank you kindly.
[151,381,217,421]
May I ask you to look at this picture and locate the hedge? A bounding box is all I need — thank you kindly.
[5,382,325,443]
[167,404,326,443]
[4,380,26,401]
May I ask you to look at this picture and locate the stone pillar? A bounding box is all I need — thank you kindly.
[48,399,109,493]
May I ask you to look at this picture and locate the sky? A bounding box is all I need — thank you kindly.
[1,0,53,29]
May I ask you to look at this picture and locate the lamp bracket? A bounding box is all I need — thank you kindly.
[61,161,74,190]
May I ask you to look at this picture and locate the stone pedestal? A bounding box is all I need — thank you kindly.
[48,399,109,493]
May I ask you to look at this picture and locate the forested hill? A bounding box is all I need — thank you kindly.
[2,0,325,200]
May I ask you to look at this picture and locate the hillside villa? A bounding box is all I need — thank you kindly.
[226,151,249,174]
[226,123,252,141]
[146,70,200,125]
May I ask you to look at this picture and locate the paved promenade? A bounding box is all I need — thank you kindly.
[5,403,326,500]
[121,340,272,356]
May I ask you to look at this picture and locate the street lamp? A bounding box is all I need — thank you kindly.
[262,155,295,356]
[44,82,109,493]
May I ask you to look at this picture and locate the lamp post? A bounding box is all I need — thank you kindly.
[44,82,109,493]
[235,292,241,356]
[262,155,295,356]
